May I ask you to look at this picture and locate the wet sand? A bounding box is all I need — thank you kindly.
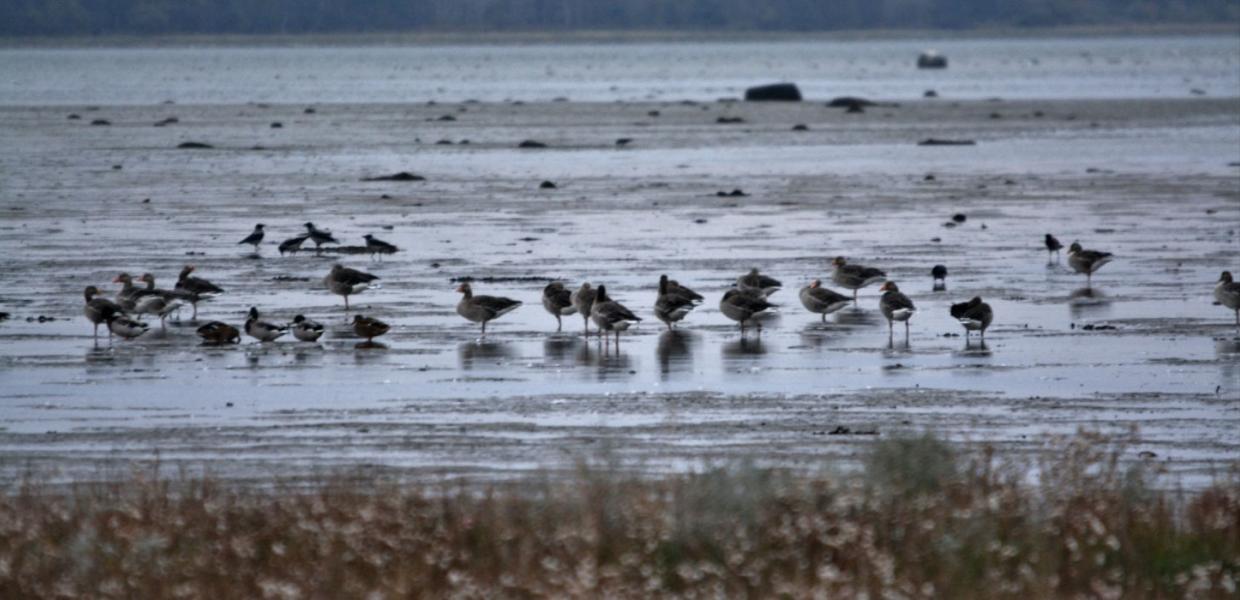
[0,97,1237,485]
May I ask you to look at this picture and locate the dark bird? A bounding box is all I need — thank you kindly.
[654,274,697,330]
[324,264,379,310]
[106,313,149,340]
[363,234,398,259]
[1216,271,1240,328]
[878,281,917,342]
[456,282,522,335]
[541,282,577,331]
[133,273,184,329]
[290,315,325,342]
[719,288,775,336]
[832,257,887,302]
[83,285,124,338]
[196,321,240,345]
[1045,234,1064,261]
[173,265,224,321]
[238,224,265,252]
[799,279,850,322]
[667,279,704,305]
[737,268,782,297]
[571,283,597,336]
[950,296,994,341]
[590,285,642,344]
[352,315,390,343]
[1067,242,1113,287]
[244,307,287,342]
[278,234,309,256]
[931,264,948,290]
[304,222,340,252]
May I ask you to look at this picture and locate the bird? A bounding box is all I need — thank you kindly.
[878,281,916,341]
[571,282,597,336]
[654,274,697,330]
[799,279,851,322]
[106,313,149,340]
[352,315,390,343]
[278,235,309,256]
[363,234,398,260]
[196,321,240,345]
[290,315,325,342]
[132,273,184,329]
[238,224,265,253]
[667,279,704,305]
[1216,271,1240,328]
[173,265,224,321]
[737,268,782,297]
[324,264,379,310]
[244,307,287,342]
[1067,242,1113,286]
[1045,234,1064,261]
[719,288,775,335]
[950,296,994,341]
[541,282,577,331]
[590,285,642,344]
[83,285,124,338]
[455,282,522,335]
[112,272,144,309]
[931,265,948,290]
[832,257,887,303]
[304,222,339,252]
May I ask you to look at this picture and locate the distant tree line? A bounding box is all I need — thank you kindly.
[2,0,1236,36]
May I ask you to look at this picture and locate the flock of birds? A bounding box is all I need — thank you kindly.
[79,228,1240,349]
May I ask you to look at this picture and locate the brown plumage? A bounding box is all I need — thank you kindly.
[654,275,696,330]
[541,282,577,331]
[832,256,887,302]
[174,265,224,320]
[878,281,916,340]
[325,264,379,310]
[950,296,994,340]
[196,321,240,345]
[1216,271,1240,327]
[799,279,851,322]
[1067,242,1113,286]
[571,282,597,336]
[352,315,390,342]
[83,285,123,338]
[590,285,642,344]
[456,282,522,335]
[719,287,775,335]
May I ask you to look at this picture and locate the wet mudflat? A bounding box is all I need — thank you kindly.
[0,96,1237,485]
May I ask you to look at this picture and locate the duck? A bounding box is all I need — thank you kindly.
[878,281,916,340]
[278,234,309,256]
[363,234,398,259]
[571,282,597,336]
[1067,242,1113,286]
[352,315,390,343]
[196,321,240,345]
[541,282,577,331]
[719,288,775,335]
[324,264,379,310]
[83,285,124,338]
[832,257,887,302]
[931,265,948,290]
[456,282,522,335]
[244,307,287,342]
[174,265,224,320]
[107,313,149,340]
[737,268,782,297]
[950,296,994,341]
[1045,234,1063,261]
[1216,271,1240,328]
[654,274,697,330]
[590,285,642,342]
[238,224,265,253]
[133,273,184,328]
[112,272,144,309]
[304,222,339,252]
[799,279,851,322]
[290,315,325,342]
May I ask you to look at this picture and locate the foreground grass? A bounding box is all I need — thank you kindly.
[1,433,1236,598]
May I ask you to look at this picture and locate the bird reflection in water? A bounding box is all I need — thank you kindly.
[1069,287,1111,319]
[722,336,766,359]
[544,334,581,364]
[458,340,512,370]
[657,329,693,377]
[955,338,991,356]
[834,307,881,329]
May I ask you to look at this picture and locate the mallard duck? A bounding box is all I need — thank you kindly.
[352,315,390,342]
[173,265,224,320]
[571,283,597,336]
[878,281,916,340]
[1067,242,1113,286]
[1216,271,1240,328]
[83,285,123,338]
[831,257,887,302]
[799,279,850,322]
[324,264,379,310]
[719,288,775,335]
[654,274,696,330]
[590,285,641,342]
[107,313,149,340]
[541,282,577,331]
[950,296,994,340]
[456,282,522,335]
[238,224,265,253]
[737,268,782,297]
[196,321,240,345]
[244,307,287,342]
[290,314,325,342]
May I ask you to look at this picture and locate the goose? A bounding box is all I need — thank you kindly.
[174,265,224,320]
[590,285,641,342]
[363,234,398,259]
[571,283,597,336]
[1045,234,1063,260]
[1067,242,1113,286]
[83,285,123,338]
[931,265,947,290]
[950,296,994,340]
[290,315,325,342]
[133,273,184,328]
[654,274,697,330]
[352,315,390,343]
[456,282,522,335]
[541,282,577,331]
[238,224,265,253]
[667,279,704,305]
[719,288,775,335]
[112,272,143,309]
[799,279,851,322]
[737,268,782,297]
[304,222,339,252]
[196,321,240,345]
[278,235,309,256]
[324,264,378,310]
[244,307,287,342]
[831,257,887,302]
[1216,271,1240,327]
[878,281,916,340]
[107,313,149,340]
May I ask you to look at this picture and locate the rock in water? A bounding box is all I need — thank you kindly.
[744,83,802,102]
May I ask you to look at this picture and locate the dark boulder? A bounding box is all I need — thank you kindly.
[518,140,548,148]
[917,52,948,69]
[539,180,557,189]
[177,141,213,149]
[361,172,426,182]
[744,83,802,102]
[827,96,877,110]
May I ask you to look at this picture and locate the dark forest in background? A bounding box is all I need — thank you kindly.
[4,0,1238,36]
